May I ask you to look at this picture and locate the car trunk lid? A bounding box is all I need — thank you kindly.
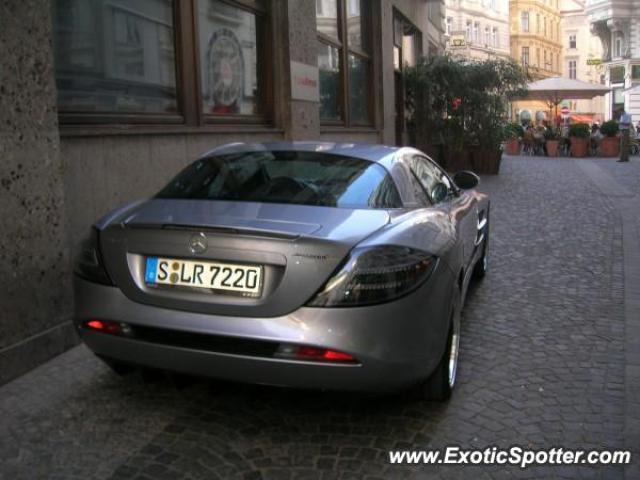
[99,199,389,317]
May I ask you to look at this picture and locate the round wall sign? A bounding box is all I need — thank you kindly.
[205,28,244,114]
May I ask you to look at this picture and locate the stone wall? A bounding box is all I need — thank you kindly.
[0,0,76,384]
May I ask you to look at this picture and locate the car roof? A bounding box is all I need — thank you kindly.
[202,141,417,164]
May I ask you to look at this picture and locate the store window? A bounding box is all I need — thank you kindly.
[612,89,624,119]
[52,0,178,117]
[610,66,625,83]
[198,0,265,117]
[316,0,372,125]
[52,0,271,127]
[521,12,529,33]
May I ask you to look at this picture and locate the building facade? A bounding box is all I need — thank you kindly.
[586,0,640,120]
[510,0,563,77]
[0,0,445,384]
[509,0,563,123]
[443,0,511,60]
[559,0,606,123]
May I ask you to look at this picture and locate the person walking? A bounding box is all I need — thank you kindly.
[618,109,632,162]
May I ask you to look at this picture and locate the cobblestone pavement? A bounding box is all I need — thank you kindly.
[0,156,637,480]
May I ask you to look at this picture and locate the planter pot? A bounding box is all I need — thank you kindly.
[600,136,620,157]
[471,149,502,175]
[570,137,589,158]
[504,138,520,155]
[546,140,559,157]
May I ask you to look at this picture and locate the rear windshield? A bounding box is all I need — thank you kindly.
[156,151,402,209]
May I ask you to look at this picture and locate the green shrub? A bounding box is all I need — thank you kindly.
[504,122,524,139]
[569,123,590,139]
[543,128,560,140]
[405,56,531,152]
[600,120,619,137]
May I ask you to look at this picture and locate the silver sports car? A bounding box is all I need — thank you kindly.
[74,142,489,400]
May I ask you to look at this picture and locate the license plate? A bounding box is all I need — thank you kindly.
[145,257,262,296]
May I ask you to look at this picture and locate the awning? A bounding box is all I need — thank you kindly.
[570,114,594,123]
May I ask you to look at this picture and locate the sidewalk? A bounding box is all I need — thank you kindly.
[576,156,640,480]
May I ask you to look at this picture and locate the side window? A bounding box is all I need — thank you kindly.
[410,156,452,204]
[407,170,431,207]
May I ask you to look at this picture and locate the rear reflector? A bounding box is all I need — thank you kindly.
[84,319,123,335]
[275,344,358,363]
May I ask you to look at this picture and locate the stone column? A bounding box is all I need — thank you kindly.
[0,0,75,384]
[276,0,321,140]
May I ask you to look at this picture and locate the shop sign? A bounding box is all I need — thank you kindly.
[290,61,319,102]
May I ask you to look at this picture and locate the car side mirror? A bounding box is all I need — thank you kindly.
[431,183,449,203]
[453,171,480,190]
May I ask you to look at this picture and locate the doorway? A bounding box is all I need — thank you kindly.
[393,11,421,146]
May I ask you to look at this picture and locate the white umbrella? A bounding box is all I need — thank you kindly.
[523,77,611,124]
[524,77,611,102]
[520,77,611,121]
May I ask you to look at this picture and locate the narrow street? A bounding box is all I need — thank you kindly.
[1,155,638,480]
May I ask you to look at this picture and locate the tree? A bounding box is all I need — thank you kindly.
[405,55,530,153]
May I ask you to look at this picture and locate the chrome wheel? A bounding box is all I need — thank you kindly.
[448,315,461,388]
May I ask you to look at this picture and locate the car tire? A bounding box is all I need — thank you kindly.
[419,291,461,401]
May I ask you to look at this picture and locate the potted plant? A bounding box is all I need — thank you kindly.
[544,127,560,157]
[405,56,530,174]
[599,120,620,157]
[504,122,524,155]
[569,123,590,158]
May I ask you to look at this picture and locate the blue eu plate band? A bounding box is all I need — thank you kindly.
[145,257,158,284]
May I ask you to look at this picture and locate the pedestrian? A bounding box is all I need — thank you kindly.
[618,109,632,162]
[590,123,603,155]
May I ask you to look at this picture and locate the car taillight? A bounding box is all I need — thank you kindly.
[306,245,436,307]
[83,319,128,335]
[275,344,358,363]
[74,227,114,286]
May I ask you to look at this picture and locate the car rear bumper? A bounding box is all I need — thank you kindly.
[74,272,454,392]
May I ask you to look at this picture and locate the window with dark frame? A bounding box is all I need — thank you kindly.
[52,0,271,127]
[316,0,372,126]
[522,46,529,67]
